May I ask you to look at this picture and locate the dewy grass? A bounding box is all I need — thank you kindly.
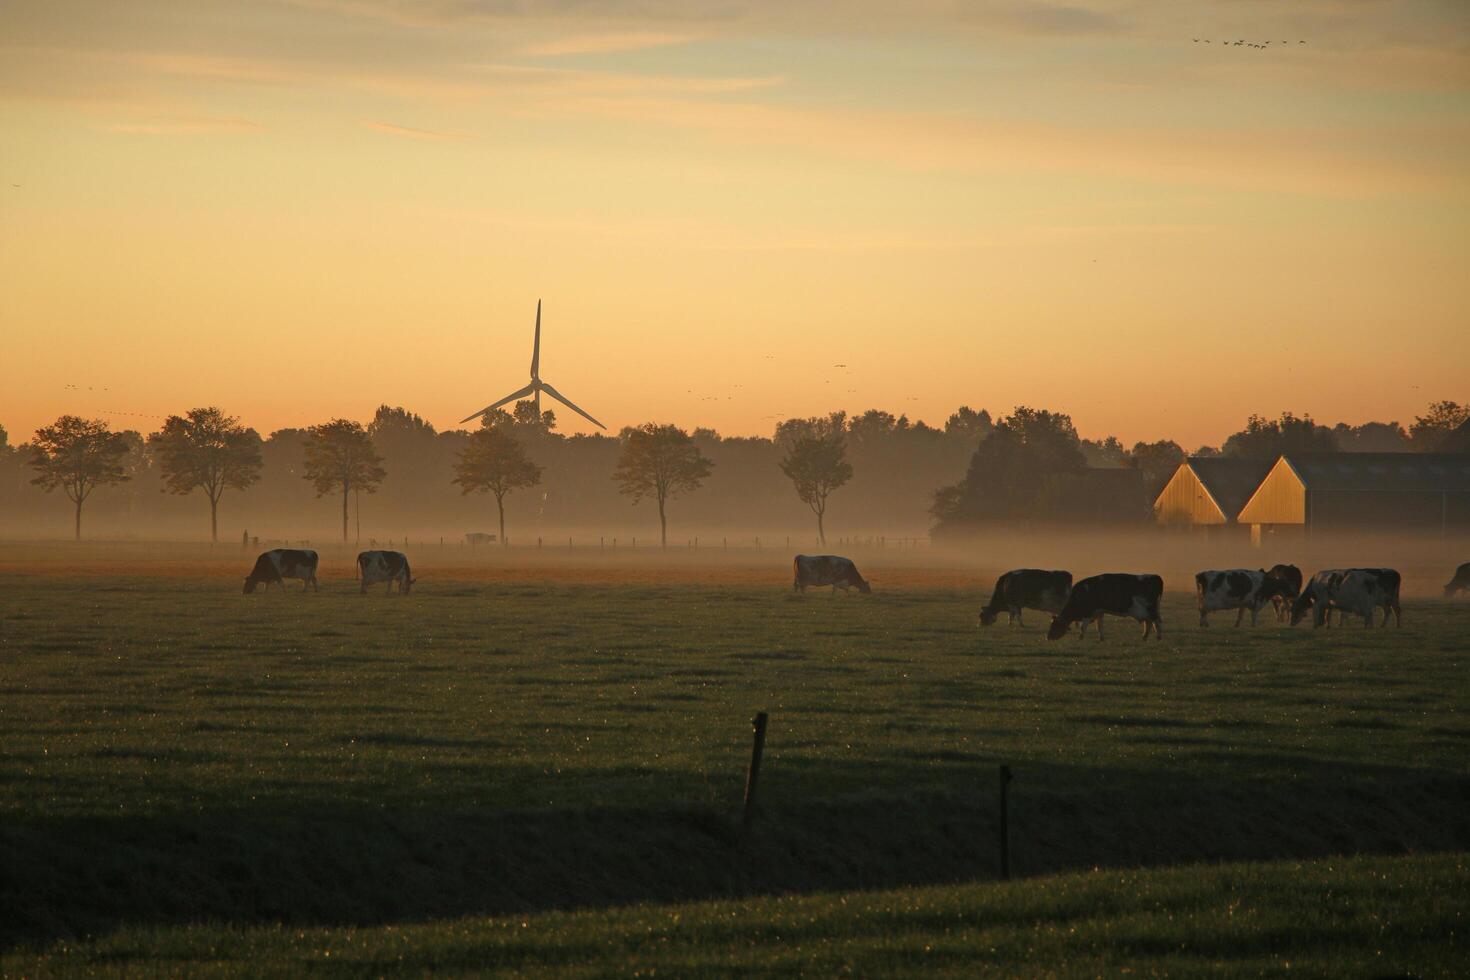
[0,567,1466,970]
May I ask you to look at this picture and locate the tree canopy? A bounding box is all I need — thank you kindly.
[453,426,542,545]
[613,424,713,547]
[148,407,263,541]
[28,415,133,540]
[302,420,387,542]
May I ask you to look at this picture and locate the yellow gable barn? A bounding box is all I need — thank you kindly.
[1154,457,1274,527]
[1237,453,1470,539]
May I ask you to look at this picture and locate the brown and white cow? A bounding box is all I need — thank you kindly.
[793,555,871,594]
[979,569,1072,627]
[1195,569,1293,627]
[1048,573,1163,641]
[243,549,319,594]
[357,550,414,594]
[1291,568,1401,628]
[1444,562,1470,598]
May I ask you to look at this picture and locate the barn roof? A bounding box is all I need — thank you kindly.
[1187,457,1275,519]
[1280,453,1470,492]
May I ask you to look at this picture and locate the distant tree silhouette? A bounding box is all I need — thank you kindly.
[1081,435,1128,467]
[1331,420,1409,452]
[1128,439,1186,498]
[779,432,853,547]
[1221,412,1335,458]
[302,420,386,542]
[613,424,713,548]
[28,415,132,540]
[931,406,1086,533]
[0,423,10,456]
[453,426,542,546]
[1409,401,1469,451]
[944,406,993,443]
[148,407,263,542]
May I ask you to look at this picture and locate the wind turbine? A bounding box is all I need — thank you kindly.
[460,300,606,429]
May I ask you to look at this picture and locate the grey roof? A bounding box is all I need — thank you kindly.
[1187,457,1275,518]
[1282,453,1470,492]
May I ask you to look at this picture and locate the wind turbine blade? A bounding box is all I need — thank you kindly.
[539,380,606,429]
[530,299,541,380]
[459,383,538,424]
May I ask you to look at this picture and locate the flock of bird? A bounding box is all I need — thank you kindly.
[1194,39,1307,48]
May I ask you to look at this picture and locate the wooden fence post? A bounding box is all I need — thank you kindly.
[999,764,1013,880]
[743,711,769,834]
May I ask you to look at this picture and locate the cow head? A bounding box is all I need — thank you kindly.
[856,577,871,595]
[1288,590,1314,626]
[404,577,417,594]
[243,576,259,595]
[979,607,1000,627]
[1046,616,1070,641]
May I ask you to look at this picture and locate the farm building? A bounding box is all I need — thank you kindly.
[1236,453,1470,537]
[1154,457,1274,527]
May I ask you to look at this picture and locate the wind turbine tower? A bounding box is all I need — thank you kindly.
[460,300,606,430]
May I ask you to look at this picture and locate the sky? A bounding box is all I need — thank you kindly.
[1,0,1467,449]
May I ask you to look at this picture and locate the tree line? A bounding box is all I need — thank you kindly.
[1,400,1464,543]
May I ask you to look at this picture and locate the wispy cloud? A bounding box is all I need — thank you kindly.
[519,32,700,57]
[101,115,262,135]
[363,120,470,140]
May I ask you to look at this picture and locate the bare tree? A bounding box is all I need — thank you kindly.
[613,423,713,548]
[453,426,542,546]
[779,433,852,547]
[301,420,386,542]
[28,415,132,540]
[148,407,263,542]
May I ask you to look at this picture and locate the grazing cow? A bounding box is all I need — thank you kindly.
[979,569,1072,627]
[357,550,414,594]
[1048,573,1163,641]
[1194,569,1292,627]
[793,555,871,594]
[1265,563,1303,622]
[1445,562,1470,597]
[465,532,497,548]
[243,549,319,594]
[1291,568,1402,628]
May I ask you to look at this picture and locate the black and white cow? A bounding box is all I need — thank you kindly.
[1194,569,1293,627]
[243,549,319,594]
[1291,568,1402,628]
[1047,573,1163,640]
[979,569,1072,627]
[1444,562,1470,598]
[1265,563,1303,622]
[793,555,871,594]
[357,550,414,594]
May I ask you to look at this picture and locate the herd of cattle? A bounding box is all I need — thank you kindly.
[243,547,1469,641]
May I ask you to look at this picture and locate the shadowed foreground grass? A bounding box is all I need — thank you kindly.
[1,571,1466,967]
[3,853,1463,977]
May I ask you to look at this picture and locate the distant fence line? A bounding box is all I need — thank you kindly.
[239,532,934,553]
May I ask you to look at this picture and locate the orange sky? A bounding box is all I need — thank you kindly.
[1,0,1466,449]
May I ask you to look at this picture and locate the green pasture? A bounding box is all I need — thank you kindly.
[1,573,1466,971]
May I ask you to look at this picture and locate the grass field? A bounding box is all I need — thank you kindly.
[2,550,1467,972]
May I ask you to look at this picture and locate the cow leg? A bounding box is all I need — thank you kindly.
[1095,613,1105,641]
[1249,605,1259,627]
[1015,608,1025,627]
[1391,600,1402,627]
[1153,616,1163,639]
[1199,608,1208,627]
[1234,607,1245,628]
